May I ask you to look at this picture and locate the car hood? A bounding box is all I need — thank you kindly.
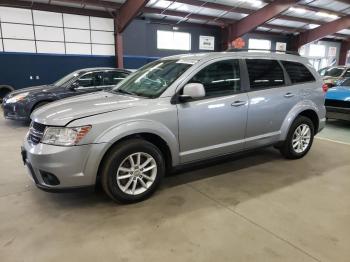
[326,86,350,101]
[31,91,145,126]
[7,85,65,99]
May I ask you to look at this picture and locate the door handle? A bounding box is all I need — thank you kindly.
[231,101,246,107]
[284,92,294,98]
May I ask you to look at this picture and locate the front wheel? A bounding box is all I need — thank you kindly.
[101,139,165,203]
[279,116,315,159]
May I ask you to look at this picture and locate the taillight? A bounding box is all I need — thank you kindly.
[322,83,329,92]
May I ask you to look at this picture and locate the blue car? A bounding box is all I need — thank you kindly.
[325,78,350,121]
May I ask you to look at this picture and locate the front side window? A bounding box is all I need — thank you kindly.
[77,72,104,87]
[104,71,129,85]
[112,60,192,98]
[246,59,285,89]
[281,61,315,84]
[188,60,241,97]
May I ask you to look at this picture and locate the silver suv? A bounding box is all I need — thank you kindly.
[22,52,326,203]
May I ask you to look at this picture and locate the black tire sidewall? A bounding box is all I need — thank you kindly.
[283,116,315,159]
[102,139,165,203]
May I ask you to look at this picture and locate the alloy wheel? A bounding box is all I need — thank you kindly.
[292,124,311,154]
[116,152,157,195]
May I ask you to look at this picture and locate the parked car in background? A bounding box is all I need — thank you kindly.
[325,78,350,121]
[2,68,130,121]
[21,52,325,203]
[318,66,350,88]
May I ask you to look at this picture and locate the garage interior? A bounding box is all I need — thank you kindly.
[1,0,350,261]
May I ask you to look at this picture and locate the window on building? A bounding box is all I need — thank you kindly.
[248,39,271,52]
[188,60,241,97]
[157,30,191,51]
[246,59,285,89]
[281,61,315,84]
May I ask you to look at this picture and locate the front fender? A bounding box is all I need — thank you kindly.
[95,119,180,166]
[279,100,325,141]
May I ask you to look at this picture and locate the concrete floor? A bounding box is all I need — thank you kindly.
[1,116,350,262]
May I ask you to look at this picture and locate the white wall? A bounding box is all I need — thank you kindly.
[0,7,115,56]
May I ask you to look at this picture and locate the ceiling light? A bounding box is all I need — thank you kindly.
[244,0,263,8]
[288,7,306,14]
[316,12,339,19]
[308,24,320,29]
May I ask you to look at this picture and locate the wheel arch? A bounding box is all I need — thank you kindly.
[280,102,321,141]
[0,85,14,99]
[95,132,174,184]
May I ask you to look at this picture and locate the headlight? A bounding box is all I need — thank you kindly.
[41,126,91,146]
[6,92,29,103]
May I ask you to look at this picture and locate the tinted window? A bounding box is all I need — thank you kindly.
[104,71,128,85]
[246,59,284,89]
[77,72,104,87]
[281,61,315,84]
[343,69,350,78]
[340,78,350,86]
[323,67,344,77]
[189,60,240,97]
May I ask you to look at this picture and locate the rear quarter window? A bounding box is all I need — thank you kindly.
[281,61,315,84]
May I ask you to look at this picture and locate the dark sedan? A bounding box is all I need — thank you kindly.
[2,67,130,121]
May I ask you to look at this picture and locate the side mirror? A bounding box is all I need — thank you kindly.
[179,83,205,102]
[69,82,79,90]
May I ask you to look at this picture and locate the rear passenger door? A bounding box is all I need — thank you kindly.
[244,59,299,149]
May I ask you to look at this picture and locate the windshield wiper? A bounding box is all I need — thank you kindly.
[115,89,137,96]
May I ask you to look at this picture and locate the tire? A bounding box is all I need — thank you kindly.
[101,139,165,203]
[279,116,315,159]
[0,85,14,103]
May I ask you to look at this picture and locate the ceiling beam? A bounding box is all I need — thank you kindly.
[143,7,306,34]
[0,0,114,17]
[52,0,120,10]
[297,16,350,47]
[174,0,326,26]
[117,0,150,33]
[228,0,298,41]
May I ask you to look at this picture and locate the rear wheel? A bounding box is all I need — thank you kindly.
[101,139,165,203]
[279,116,314,159]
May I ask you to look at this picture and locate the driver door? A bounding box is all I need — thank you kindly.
[177,59,248,163]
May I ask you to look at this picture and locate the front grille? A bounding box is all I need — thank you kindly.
[28,121,46,145]
[325,99,350,109]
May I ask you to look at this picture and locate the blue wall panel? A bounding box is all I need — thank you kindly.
[0,52,115,89]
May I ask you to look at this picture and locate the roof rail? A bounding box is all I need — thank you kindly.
[226,48,300,56]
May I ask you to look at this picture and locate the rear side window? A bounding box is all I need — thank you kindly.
[281,61,315,84]
[104,71,128,85]
[246,59,285,90]
[343,69,350,78]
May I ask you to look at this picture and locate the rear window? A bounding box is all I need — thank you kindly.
[281,61,315,84]
[323,67,345,77]
[246,59,285,89]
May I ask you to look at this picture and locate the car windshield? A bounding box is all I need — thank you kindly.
[53,70,83,87]
[322,67,345,77]
[111,59,193,98]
